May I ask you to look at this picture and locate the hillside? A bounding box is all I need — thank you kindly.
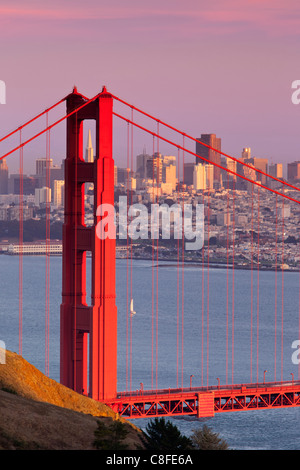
[0,349,143,450]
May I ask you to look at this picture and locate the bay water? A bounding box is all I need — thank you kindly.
[1,255,300,450]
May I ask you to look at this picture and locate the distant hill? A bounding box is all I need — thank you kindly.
[0,349,142,450]
[0,219,62,242]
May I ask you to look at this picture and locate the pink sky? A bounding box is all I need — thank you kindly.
[0,0,300,173]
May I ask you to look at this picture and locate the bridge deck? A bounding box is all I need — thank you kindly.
[105,381,300,419]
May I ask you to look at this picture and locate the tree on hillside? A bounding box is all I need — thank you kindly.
[141,417,193,451]
[93,420,129,450]
[190,424,228,450]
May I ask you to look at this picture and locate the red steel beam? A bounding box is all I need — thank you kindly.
[106,382,300,419]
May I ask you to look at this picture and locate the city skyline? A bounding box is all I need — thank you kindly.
[1,128,299,187]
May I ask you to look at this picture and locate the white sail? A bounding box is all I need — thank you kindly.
[130,298,136,317]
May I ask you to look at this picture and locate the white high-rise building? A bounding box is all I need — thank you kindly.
[53,180,64,207]
[85,129,94,163]
[36,158,53,176]
[206,164,214,189]
[35,187,51,206]
[193,164,206,190]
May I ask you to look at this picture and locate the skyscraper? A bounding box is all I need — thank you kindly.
[183,163,195,186]
[53,180,65,207]
[242,147,251,159]
[146,153,163,184]
[287,161,300,182]
[269,163,283,179]
[36,157,53,176]
[0,158,8,194]
[193,163,206,190]
[195,134,221,185]
[244,157,268,185]
[35,157,54,188]
[206,164,214,189]
[136,150,150,179]
[85,129,94,163]
[35,187,51,205]
[162,155,176,186]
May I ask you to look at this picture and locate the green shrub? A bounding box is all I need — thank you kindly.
[93,420,129,450]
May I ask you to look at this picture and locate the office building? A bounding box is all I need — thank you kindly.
[206,164,214,189]
[35,187,51,206]
[161,164,177,194]
[117,167,130,184]
[162,155,176,190]
[183,163,195,186]
[136,151,150,179]
[287,161,300,182]
[50,164,64,189]
[195,134,221,185]
[53,180,64,207]
[85,129,94,163]
[269,163,283,179]
[36,157,53,176]
[223,159,237,187]
[193,163,206,190]
[242,148,251,159]
[249,157,268,185]
[0,158,8,194]
[9,174,39,195]
[146,153,163,184]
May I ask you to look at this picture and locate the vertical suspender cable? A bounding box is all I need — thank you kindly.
[232,180,235,385]
[156,121,159,391]
[207,183,210,387]
[151,135,155,390]
[299,214,300,381]
[176,146,180,388]
[181,136,185,389]
[151,128,156,390]
[130,108,134,392]
[201,167,205,386]
[226,177,230,384]
[299,225,300,381]
[256,186,260,383]
[45,113,50,376]
[275,195,278,381]
[19,130,23,356]
[250,183,254,383]
[281,188,284,382]
[126,121,130,391]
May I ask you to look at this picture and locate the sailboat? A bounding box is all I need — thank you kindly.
[130,298,136,317]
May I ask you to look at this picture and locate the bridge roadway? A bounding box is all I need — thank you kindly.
[105,380,300,419]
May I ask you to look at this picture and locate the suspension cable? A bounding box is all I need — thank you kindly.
[111,94,300,194]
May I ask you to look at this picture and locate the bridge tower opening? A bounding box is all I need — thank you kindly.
[60,86,117,401]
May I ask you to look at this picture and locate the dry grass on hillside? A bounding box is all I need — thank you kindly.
[0,349,143,450]
[0,349,115,417]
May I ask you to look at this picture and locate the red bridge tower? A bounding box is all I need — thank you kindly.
[60,87,117,401]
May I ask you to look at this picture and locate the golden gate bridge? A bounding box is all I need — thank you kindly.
[1,86,300,419]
